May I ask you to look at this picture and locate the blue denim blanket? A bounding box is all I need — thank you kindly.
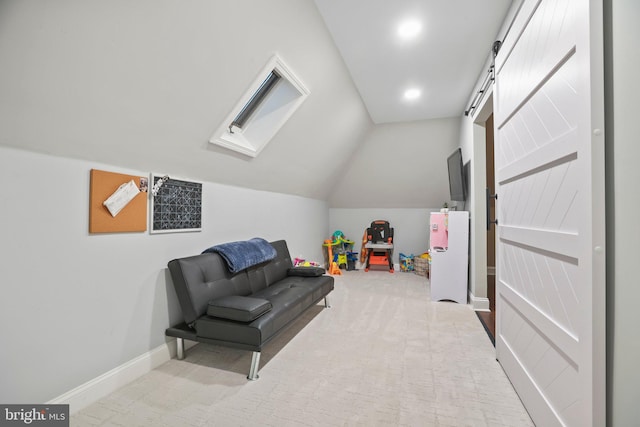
[202,238,277,273]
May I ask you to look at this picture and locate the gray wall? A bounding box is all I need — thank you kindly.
[0,0,360,404]
[0,0,469,405]
[605,0,640,424]
[328,118,461,208]
[329,208,440,266]
[0,0,372,200]
[0,146,329,403]
[327,118,461,268]
[10,0,633,420]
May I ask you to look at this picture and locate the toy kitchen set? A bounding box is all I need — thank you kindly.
[429,211,469,304]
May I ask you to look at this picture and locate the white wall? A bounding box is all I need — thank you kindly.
[457,0,523,310]
[0,146,328,404]
[328,118,461,208]
[329,208,438,265]
[458,103,491,309]
[606,0,640,424]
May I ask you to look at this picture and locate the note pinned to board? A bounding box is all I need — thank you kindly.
[89,169,147,233]
[103,180,140,217]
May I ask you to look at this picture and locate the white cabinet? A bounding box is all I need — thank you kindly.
[429,211,469,304]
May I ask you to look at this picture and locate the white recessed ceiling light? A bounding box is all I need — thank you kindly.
[398,20,422,39]
[404,88,421,100]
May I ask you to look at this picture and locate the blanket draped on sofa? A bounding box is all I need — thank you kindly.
[202,237,277,273]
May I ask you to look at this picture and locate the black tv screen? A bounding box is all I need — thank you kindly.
[447,148,466,201]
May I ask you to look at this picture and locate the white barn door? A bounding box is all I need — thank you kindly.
[493,0,605,425]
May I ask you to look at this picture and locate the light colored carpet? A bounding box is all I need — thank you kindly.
[72,271,534,426]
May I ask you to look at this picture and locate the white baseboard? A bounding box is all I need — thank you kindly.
[470,292,490,311]
[48,338,197,414]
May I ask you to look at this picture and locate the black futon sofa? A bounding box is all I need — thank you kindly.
[165,239,334,380]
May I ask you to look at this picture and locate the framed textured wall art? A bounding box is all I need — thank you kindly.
[150,174,202,234]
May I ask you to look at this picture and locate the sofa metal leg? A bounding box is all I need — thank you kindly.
[176,338,185,360]
[324,296,331,308]
[247,351,261,381]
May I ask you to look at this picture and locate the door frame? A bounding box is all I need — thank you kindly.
[467,94,494,313]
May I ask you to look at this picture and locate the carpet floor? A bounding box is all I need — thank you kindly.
[72,270,534,426]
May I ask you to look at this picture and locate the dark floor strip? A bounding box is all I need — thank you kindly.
[475,311,495,347]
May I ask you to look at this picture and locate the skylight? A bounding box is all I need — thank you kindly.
[210,55,309,158]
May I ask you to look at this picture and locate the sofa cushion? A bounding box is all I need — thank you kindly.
[207,295,272,322]
[287,266,326,277]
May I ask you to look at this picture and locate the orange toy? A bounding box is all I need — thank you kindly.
[329,262,342,275]
[359,230,368,264]
[323,239,342,275]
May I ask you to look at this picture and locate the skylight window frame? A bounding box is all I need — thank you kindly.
[210,54,310,158]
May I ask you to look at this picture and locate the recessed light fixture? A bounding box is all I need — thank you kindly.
[398,20,422,39]
[404,88,421,100]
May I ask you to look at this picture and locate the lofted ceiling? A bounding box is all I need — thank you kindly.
[313,0,513,124]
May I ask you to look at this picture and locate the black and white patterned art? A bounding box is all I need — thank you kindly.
[151,175,202,233]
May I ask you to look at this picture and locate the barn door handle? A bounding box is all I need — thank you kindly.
[486,188,498,230]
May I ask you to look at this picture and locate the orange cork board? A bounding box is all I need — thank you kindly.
[89,169,148,233]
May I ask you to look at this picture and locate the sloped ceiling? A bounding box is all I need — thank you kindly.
[314,0,513,123]
[329,117,461,208]
[0,0,372,201]
[0,0,513,204]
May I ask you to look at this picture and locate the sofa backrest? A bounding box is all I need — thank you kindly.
[168,239,293,326]
[260,240,293,285]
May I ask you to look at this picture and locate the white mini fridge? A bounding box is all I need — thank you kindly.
[429,211,469,304]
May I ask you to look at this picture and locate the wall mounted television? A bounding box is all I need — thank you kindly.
[447,148,466,202]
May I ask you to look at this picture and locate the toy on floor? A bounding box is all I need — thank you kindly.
[294,257,320,267]
[323,231,356,274]
[329,261,342,275]
[346,251,359,271]
[363,220,394,273]
[399,253,414,272]
[360,230,368,264]
[413,252,431,277]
